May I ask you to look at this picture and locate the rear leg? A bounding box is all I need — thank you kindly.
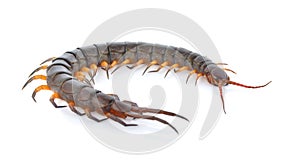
[125,113,179,134]
[131,106,189,122]
[97,106,138,127]
[104,113,137,127]
[121,100,188,121]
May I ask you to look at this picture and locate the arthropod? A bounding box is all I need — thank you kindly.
[22,42,271,134]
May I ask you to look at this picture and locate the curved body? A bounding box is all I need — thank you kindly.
[23,42,271,134]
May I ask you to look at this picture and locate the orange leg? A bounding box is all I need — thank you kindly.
[148,61,168,73]
[111,59,130,74]
[142,60,158,75]
[32,85,51,102]
[186,70,196,84]
[22,75,47,90]
[100,61,110,79]
[49,92,67,108]
[100,60,119,79]
[109,60,118,69]
[164,64,179,78]
[127,59,144,69]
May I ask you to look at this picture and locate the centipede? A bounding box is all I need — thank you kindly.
[22,42,271,134]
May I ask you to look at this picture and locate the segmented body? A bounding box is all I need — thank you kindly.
[49,42,222,101]
[23,42,271,134]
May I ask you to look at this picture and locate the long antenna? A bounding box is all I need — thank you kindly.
[228,81,272,88]
[218,84,226,114]
[218,81,271,114]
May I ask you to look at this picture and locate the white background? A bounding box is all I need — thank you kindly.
[1,0,299,159]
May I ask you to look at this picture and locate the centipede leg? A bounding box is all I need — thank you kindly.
[109,60,117,69]
[22,75,47,90]
[111,59,130,74]
[142,60,158,75]
[28,65,48,77]
[125,113,179,134]
[75,71,92,86]
[105,113,138,127]
[164,64,179,78]
[148,61,168,73]
[216,63,228,66]
[100,61,110,79]
[186,70,196,84]
[81,67,95,84]
[32,85,51,102]
[195,73,203,85]
[224,68,237,74]
[49,93,67,108]
[174,66,189,73]
[88,64,98,84]
[130,106,189,122]
[127,59,144,69]
[40,57,56,65]
[84,108,108,122]
[68,102,85,116]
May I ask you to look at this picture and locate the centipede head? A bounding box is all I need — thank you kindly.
[206,67,271,114]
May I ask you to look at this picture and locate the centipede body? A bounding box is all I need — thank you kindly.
[22,42,271,134]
